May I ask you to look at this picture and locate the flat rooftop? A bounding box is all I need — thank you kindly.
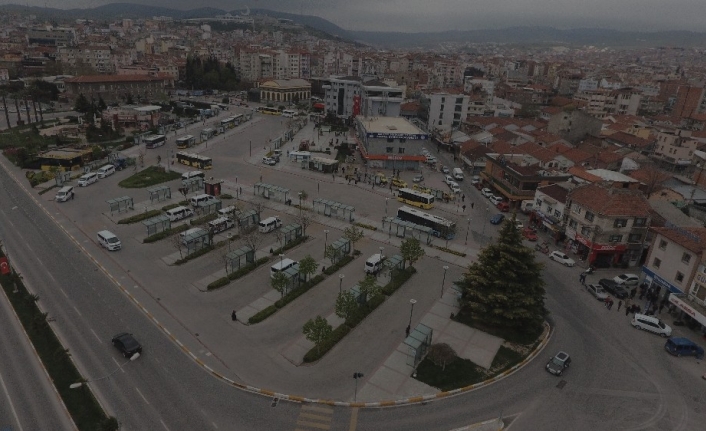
[358,116,426,136]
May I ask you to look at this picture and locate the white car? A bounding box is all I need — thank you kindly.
[481,188,494,198]
[413,174,424,183]
[471,175,480,185]
[445,175,455,185]
[549,251,575,267]
[613,274,639,286]
[262,157,277,165]
[515,220,524,229]
[449,183,462,194]
[489,195,503,205]
[441,166,450,174]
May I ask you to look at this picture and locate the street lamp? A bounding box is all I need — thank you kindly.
[279,253,284,270]
[379,246,384,259]
[324,230,329,253]
[353,372,364,401]
[440,266,449,297]
[70,353,140,388]
[339,274,345,293]
[407,299,417,333]
[227,233,233,252]
[385,197,389,216]
[298,192,303,217]
[465,217,471,245]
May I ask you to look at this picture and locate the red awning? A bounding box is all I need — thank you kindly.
[313,103,325,109]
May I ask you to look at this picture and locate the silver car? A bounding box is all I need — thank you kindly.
[585,283,608,301]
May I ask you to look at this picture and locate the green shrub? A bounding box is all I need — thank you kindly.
[303,325,351,363]
[274,274,326,308]
[353,222,377,231]
[206,277,230,290]
[322,254,355,275]
[220,193,233,199]
[174,245,215,265]
[380,267,417,296]
[118,166,181,188]
[161,203,181,211]
[143,224,190,243]
[270,235,308,255]
[117,209,163,224]
[345,294,386,328]
[432,245,466,257]
[190,213,218,226]
[248,305,279,324]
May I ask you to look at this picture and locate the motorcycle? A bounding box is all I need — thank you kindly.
[535,241,549,254]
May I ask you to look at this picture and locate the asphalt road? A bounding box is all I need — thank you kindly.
[1,117,705,430]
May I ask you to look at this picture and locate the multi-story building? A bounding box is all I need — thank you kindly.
[27,26,76,47]
[652,128,697,169]
[354,116,428,170]
[358,81,404,118]
[565,183,651,268]
[63,75,168,103]
[424,92,469,130]
[259,79,311,105]
[323,76,362,120]
[531,183,571,240]
[323,77,403,120]
[58,45,113,73]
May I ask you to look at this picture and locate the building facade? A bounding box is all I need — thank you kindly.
[63,75,168,103]
[354,116,428,170]
[425,92,469,130]
[259,79,311,104]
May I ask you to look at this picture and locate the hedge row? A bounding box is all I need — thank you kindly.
[206,257,270,290]
[190,213,218,226]
[270,235,308,255]
[322,254,355,275]
[161,203,181,212]
[143,224,190,243]
[117,209,162,224]
[174,245,215,265]
[248,274,327,324]
[353,222,377,231]
[302,267,417,363]
[432,245,466,257]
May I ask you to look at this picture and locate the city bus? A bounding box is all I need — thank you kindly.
[257,106,281,115]
[396,205,456,239]
[143,134,166,149]
[282,109,297,118]
[176,135,196,149]
[397,188,435,210]
[232,113,244,125]
[176,151,213,170]
[220,117,236,128]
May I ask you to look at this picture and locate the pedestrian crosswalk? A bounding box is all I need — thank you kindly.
[294,404,334,430]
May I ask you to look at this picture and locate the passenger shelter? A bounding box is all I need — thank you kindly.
[312,198,355,222]
[142,214,171,237]
[147,185,171,203]
[225,246,255,274]
[253,182,290,203]
[106,196,134,214]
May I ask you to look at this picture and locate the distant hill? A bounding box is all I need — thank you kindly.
[2,3,706,48]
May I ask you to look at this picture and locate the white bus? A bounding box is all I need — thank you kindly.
[397,188,435,210]
[176,135,196,149]
[396,205,456,239]
[143,134,166,149]
[220,117,236,128]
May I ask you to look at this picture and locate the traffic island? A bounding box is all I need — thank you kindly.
[118,166,181,188]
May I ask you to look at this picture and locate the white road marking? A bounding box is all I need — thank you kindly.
[0,371,24,431]
[135,387,150,404]
[160,418,171,431]
[72,305,82,316]
[89,328,102,343]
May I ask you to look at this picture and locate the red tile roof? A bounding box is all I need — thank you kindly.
[561,148,593,164]
[64,75,165,83]
[537,183,569,202]
[568,166,603,183]
[516,142,556,163]
[569,183,650,217]
[605,131,653,148]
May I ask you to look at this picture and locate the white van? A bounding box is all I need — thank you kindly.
[271,258,298,278]
[258,216,282,233]
[166,206,194,222]
[521,200,535,214]
[452,168,464,181]
[182,170,204,181]
[96,164,115,178]
[55,186,74,202]
[282,109,296,118]
[208,216,235,233]
[78,172,98,187]
[180,227,206,245]
[190,194,217,207]
[97,230,121,251]
[364,253,385,274]
[631,313,672,337]
[218,206,237,217]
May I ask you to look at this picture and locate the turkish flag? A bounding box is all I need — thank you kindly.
[0,257,10,275]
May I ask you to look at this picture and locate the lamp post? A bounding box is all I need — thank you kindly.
[407,299,417,332]
[279,253,284,270]
[339,274,344,293]
[298,192,303,217]
[324,230,329,253]
[385,197,389,216]
[465,217,471,245]
[70,353,140,389]
[227,232,233,252]
[379,246,384,259]
[353,372,364,401]
[440,266,449,297]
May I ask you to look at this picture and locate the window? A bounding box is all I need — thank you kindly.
[399,138,406,143]
[658,240,667,250]
[546,206,553,214]
[614,218,628,228]
[653,257,661,268]
[581,226,591,235]
[569,220,577,229]
[675,272,684,283]
[386,147,393,153]
[585,211,594,222]
[387,137,394,143]
[609,235,623,242]
[628,233,642,243]
[682,253,692,264]
[634,218,647,227]
[398,147,405,154]
[554,210,561,218]
[536,199,542,208]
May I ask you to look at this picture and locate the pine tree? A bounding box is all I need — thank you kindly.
[456,214,547,334]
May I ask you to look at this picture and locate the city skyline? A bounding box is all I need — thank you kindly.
[3,0,706,33]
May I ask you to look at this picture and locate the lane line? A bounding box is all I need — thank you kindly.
[0,370,24,431]
[348,407,358,431]
[135,387,150,405]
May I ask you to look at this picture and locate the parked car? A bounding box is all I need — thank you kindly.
[613,273,639,286]
[490,213,505,225]
[111,333,142,358]
[413,174,424,183]
[545,351,571,376]
[481,188,494,198]
[445,175,455,185]
[441,165,450,174]
[489,195,503,205]
[598,278,629,299]
[522,227,538,241]
[664,337,705,359]
[497,201,510,212]
[549,251,575,267]
[262,157,277,165]
[515,220,524,229]
[471,175,480,185]
[585,283,609,301]
[632,313,672,337]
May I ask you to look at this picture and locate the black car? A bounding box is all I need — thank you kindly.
[598,278,628,299]
[545,351,571,376]
[111,333,142,358]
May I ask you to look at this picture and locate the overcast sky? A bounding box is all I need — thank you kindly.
[7,0,706,32]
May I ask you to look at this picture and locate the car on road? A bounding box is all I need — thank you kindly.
[545,351,571,376]
[613,273,639,286]
[471,175,480,185]
[262,157,277,165]
[445,175,455,185]
[441,166,450,174]
[522,227,538,241]
[549,251,575,267]
[665,337,705,359]
[391,178,408,189]
[490,213,505,225]
[413,174,424,183]
[585,283,609,301]
[111,333,142,358]
[497,201,510,212]
[598,278,629,299]
[632,313,672,337]
[489,195,503,205]
[481,188,494,198]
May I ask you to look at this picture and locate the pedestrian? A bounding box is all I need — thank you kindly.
[607,299,614,310]
[579,273,585,285]
[462,204,466,212]
[462,194,465,202]
[630,288,636,299]
[625,304,630,316]
[617,300,622,311]
[604,296,611,308]
[471,202,474,209]
[231,310,237,321]
[405,325,410,337]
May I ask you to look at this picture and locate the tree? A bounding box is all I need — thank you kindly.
[271,271,289,297]
[171,232,184,259]
[358,275,381,304]
[302,315,332,354]
[343,226,364,254]
[456,214,547,334]
[298,255,318,282]
[324,243,342,264]
[400,238,425,268]
[427,343,457,371]
[74,93,90,113]
[295,212,314,236]
[97,96,107,112]
[241,229,264,260]
[640,163,670,198]
[335,290,358,321]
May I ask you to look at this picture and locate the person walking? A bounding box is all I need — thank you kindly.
[579,272,586,285]
[471,202,474,209]
[462,204,466,212]
[604,296,611,309]
[231,310,237,321]
[617,300,623,311]
[630,288,637,299]
[607,298,614,310]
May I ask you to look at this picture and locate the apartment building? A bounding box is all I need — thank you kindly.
[323,77,404,120]
[354,116,428,170]
[58,45,113,73]
[27,26,76,47]
[424,91,469,130]
[531,183,571,240]
[652,128,697,169]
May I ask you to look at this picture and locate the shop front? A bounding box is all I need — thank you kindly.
[529,210,563,242]
[570,230,627,268]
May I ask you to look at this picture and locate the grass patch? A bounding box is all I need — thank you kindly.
[118,166,181,188]
[117,209,162,225]
[0,256,112,429]
[414,357,487,391]
[353,222,377,231]
[432,245,466,257]
[143,224,190,243]
[491,346,525,373]
[452,310,543,345]
[161,203,181,211]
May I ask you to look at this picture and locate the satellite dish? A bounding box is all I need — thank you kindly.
[241,5,250,16]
